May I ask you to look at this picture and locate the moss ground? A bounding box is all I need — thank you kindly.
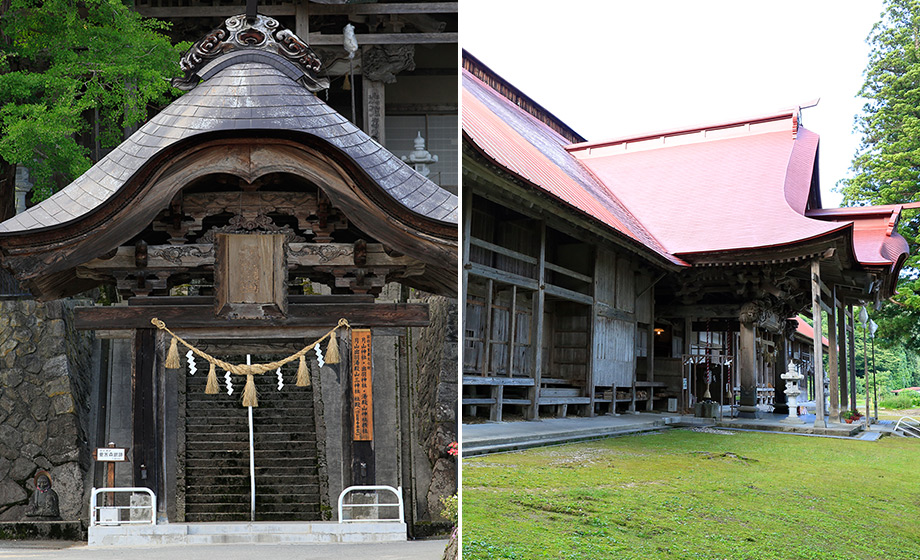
[462,429,920,560]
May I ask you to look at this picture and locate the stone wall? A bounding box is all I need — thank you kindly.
[412,294,458,523]
[0,300,95,521]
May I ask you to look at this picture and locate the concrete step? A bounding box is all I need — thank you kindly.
[89,522,408,546]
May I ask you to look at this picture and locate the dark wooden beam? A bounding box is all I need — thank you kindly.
[74,303,429,330]
[133,329,159,493]
[126,295,375,306]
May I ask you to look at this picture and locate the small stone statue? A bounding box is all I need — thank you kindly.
[25,471,60,520]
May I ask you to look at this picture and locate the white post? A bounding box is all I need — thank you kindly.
[247,354,256,522]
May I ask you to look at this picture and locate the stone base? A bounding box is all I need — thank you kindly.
[779,416,805,425]
[0,521,84,541]
[737,406,758,419]
[88,521,407,547]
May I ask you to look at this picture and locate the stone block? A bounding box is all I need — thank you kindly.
[0,369,22,389]
[0,479,26,506]
[9,457,36,481]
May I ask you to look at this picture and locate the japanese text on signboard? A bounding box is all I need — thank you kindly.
[351,329,373,441]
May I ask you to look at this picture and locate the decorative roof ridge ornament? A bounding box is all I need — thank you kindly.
[173,13,330,93]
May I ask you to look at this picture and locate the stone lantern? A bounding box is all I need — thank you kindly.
[402,132,439,178]
[780,359,805,424]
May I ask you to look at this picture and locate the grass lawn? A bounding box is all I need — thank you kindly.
[462,429,920,560]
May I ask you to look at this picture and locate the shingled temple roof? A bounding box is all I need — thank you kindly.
[0,15,457,235]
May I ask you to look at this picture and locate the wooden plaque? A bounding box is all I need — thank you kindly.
[214,233,287,318]
[351,329,373,441]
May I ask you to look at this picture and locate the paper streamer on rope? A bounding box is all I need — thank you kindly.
[315,344,325,368]
[187,350,197,376]
[152,317,351,407]
[276,367,284,391]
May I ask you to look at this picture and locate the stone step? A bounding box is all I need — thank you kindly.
[186,417,313,428]
[185,476,320,489]
[186,492,322,505]
[184,441,317,453]
[183,408,316,419]
[185,431,317,443]
[185,502,322,515]
[182,512,323,523]
[185,458,317,470]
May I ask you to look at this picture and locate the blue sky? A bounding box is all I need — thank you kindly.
[461,0,886,208]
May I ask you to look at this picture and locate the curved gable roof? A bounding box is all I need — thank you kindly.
[0,43,456,236]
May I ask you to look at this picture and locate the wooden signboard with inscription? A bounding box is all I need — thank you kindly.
[214,233,287,319]
[351,329,373,441]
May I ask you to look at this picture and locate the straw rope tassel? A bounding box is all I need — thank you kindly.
[326,331,340,364]
[205,363,219,394]
[242,374,258,407]
[296,355,310,387]
[165,337,181,369]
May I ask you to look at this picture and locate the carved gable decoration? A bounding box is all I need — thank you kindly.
[215,234,287,319]
[173,14,329,92]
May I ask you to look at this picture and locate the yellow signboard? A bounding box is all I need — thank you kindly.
[351,329,373,441]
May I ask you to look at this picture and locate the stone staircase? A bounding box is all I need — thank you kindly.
[184,368,321,522]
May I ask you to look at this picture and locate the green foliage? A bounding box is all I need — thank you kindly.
[463,431,920,559]
[837,0,920,355]
[439,493,458,526]
[0,0,186,199]
[879,390,920,408]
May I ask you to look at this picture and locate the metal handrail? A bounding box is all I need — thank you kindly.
[894,416,920,438]
[337,485,404,524]
[90,487,156,527]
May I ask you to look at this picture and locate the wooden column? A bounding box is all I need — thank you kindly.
[827,286,840,422]
[528,222,546,420]
[847,305,858,412]
[294,0,309,38]
[773,323,791,415]
[132,328,159,493]
[837,298,849,412]
[363,76,385,144]
[461,189,472,343]
[811,260,826,426]
[738,305,758,419]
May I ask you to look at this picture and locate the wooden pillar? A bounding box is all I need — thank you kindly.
[827,286,840,422]
[847,305,858,412]
[528,221,546,420]
[363,75,385,144]
[837,298,849,411]
[294,0,309,38]
[738,304,758,419]
[773,324,791,415]
[811,260,826,426]
[132,328,159,493]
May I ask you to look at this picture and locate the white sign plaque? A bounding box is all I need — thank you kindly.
[95,448,127,462]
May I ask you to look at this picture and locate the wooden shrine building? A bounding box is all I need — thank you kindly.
[461,51,910,425]
[0,15,457,528]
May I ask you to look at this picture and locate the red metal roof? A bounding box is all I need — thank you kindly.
[462,52,911,283]
[566,116,849,256]
[794,317,829,347]
[462,68,682,266]
[806,204,916,272]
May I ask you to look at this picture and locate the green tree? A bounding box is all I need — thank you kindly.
[0,0,184,219]
[838,0,920,353]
